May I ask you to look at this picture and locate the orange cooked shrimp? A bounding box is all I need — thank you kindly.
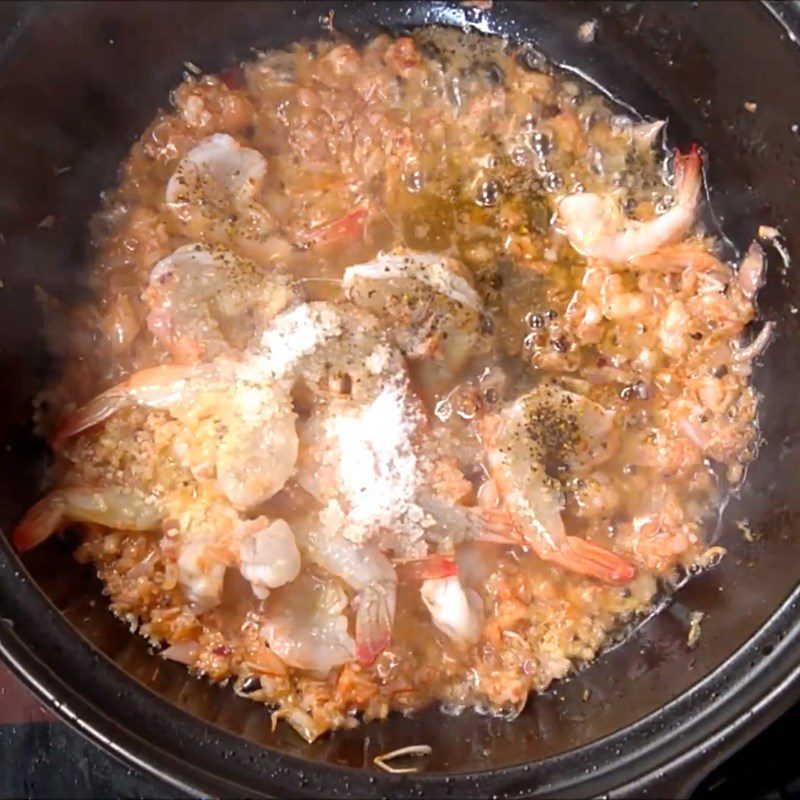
[558,145,702,262]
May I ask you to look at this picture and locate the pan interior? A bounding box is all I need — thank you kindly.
[0,1,798,791]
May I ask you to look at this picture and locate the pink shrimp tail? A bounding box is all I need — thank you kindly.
[545,536,636,585]
[299,206,369,247]
[12,494,65,552]
[396,554,459,582]
[147,308,205,364]
[355,582,395,666]
[673,144,702,207]
[52,364,201,446]
[471,507,520,544]
[355,630,391,666]
[51,390,128,446]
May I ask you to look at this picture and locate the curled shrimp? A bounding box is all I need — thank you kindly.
[343,250,485,391]
[56,303,402,512]
[166,133,266,208]
[558,145,702,262]
[174,508,302,608]
[54,360,298,512]
[10,482,301,613]
[420,573,483,646]
[480,386,636,584]
[262,571,356,672]
[238,517,302,600]
[512,384,620,472]
[177,538,228,611]
[53,362,227,442]
[146,244,296,363]
[301,515,398,666]
[12,487,162,552]
[166,133,290,264]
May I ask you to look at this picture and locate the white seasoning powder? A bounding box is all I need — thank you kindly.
[260,303,341,377]
[330,379,423,539]
[365,344,393,375]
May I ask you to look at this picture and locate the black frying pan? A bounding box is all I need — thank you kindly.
[1,2,799,797]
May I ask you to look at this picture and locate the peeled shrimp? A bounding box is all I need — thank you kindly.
[299,503,398,666]
[12,487,162,552]
[10,482,298,614]
[166,507,303,610]
[262,571,356,672]
[511,384,620,473]
[421,574,483,646]
[558,146,702,262]
[238,518,302,600]
[54,360,298,512]
[146,244,296,363]
[166,133,289,264]
[167,132,265,207]
[480,387,636,584]
[343,250,484,388]
[177,539,228,610]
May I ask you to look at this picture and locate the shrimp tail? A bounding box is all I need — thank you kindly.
[673,144,702,209]
[469,508,520,544]
[12,487,163,552]
[546,536,636,585]
[396,554,459,582]
[299,206,369,247]
[52,364,203,445]
[52,388,132,444]
[146,307,205,364]
[12,492,67,551]
[355,582,393,665]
